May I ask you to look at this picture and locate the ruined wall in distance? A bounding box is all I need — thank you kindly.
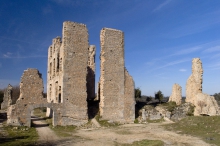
[169,83,182,105]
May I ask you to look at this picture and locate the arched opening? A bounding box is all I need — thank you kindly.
[27,104,57,127]
[31,107,53,127]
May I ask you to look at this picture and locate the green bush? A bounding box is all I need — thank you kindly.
[186,104,195,116]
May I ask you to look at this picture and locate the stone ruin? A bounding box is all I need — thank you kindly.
[186,58,203,104]
[169,83,182,105]
[98,28,135,123]
[7,69,61,126]
[1,84,12,110]
[6,21,135,127]
[186,58,219,116]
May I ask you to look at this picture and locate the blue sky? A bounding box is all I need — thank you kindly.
[0,0,220,96]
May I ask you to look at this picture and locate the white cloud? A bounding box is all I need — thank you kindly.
[170,46,202,56]
[154,59,190,70]
[179,69,187,72]
[203,46,220,53]
[153,0,172,12]
[3,52,12,58]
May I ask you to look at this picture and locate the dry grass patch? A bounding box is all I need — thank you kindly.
[164,116,220,145]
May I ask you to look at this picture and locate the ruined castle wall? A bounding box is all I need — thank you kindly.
[99,28,126,122]
[47,37,63,104]
[61,21,89,120]
[124,69,135,123]
[87,45,96,100]
[1,84,12,110]
[169,83,182,105]
[7,69,48,126]
[186,58,203,104]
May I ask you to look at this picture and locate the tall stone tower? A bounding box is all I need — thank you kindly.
[47,21,95,124]
[99,28,135,123]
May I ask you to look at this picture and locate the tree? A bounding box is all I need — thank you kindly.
[11,85,20,104]
[135,88,141,98]
[155,90,164,103]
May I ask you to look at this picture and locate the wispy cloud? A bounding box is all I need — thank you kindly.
[207,62,220,68]
[203,46,220,53]
[153,0,172,12]
[170,46,202,56]
[52,0,83,6]
[153,59,190,71]
[3,52,12,58]
[1,52,47,59]
[179,69,187,72]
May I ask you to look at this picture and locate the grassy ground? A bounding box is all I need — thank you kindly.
[164,116,220,146]
[115,139,164,146]
[0,126,38,146]
[33,107,46,118]
[49,125,77,137]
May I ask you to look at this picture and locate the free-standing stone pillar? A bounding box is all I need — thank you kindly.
[99,28,135,123]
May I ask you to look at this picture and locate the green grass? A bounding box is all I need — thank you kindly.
[1,126,38,146]
[33,107,46,118]
[49,125,77,137]
[160,101,177,112]
[115,139,164,146]
[164,116,220,145]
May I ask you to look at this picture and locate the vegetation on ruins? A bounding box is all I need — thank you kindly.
[155,90,164,103]
[11,85,20,104]
[135,88,141,98]
[164,116,220,145]
[161,101,177,112]
[213,92,220,105]
[0,89,4,106]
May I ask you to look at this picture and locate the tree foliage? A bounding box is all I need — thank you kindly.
[0,89,4,104]
[155,90,164,103]
[12,85,20,104]
[135,88,141,98]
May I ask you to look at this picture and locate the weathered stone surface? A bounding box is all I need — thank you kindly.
[7,69,63,127]
[124,69,135,123]
[186,58,203,104]
[1,84,12,110]
[194,93,219,116]
[169,83,182,105]
[87,45,96,100]
[46,21,92,124]
[185,58,219,116]
[170,103,194,121]
[99,28,135,123]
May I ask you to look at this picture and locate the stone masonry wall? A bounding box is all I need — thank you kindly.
[99,28,125,121]
[7,69,63,126]
[186,58,203,104]
[124,69,135,123]
[99,28,135,123]
[1,84,12,110]
[61,21,89,121]
[169,83,182,105]
[87,45,96,100]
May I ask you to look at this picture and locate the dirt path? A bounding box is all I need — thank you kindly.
[31,116,59,143]
[30,115,214,146]
[69,122,214,146]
